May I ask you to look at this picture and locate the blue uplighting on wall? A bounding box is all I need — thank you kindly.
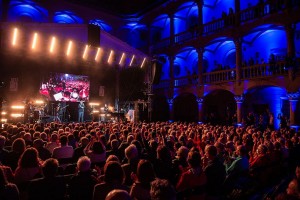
[203,0,234,24]
[243,24,286,64]
[89,19,112,32]
[174,47,198,77]
[53,11,83,24]
[8,0,48,22]
[203,37,235,72]
[151,14,170,41]
[244,86,287,130]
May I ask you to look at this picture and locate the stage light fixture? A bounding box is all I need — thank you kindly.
[89,102,100,106]
[11,105,25,109]
[82,45,89,59]
[92,110,99,113]
[31,32,38,50]
[12,28,18,46]
[95,47,101,61]
[50,36,56,53]
[66,40,73,56]
[11,113,23,118]
[129,55,135,67]
[1,119,7,123]
[1,112,7,115]
[140,57,146,68]
[35,100,44,104]
[107,50,114,64]
[119,53,125,65]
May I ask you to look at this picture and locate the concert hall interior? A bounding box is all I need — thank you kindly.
[0,0,300,127]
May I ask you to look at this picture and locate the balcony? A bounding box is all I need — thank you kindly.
[153,60,299,90]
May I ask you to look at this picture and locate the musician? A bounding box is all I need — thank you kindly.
[57,101,67,122]
[78,101,85,122]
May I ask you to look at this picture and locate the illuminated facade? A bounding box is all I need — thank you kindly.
[0,0,300,128]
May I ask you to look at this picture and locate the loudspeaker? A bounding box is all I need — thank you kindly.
[152,60,163,84]
[88,24,100,47]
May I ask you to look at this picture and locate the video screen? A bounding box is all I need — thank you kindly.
[39,72,90,102]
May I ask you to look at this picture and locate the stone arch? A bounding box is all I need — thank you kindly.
[203,89,235,125]
[173,93,198,122]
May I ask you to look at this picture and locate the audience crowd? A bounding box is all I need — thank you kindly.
[0,120,300,200]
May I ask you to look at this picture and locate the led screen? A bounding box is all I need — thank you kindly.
[39,72,90,102]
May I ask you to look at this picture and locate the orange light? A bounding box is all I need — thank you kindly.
[66,40,73,56]
[12,28,18,46]
[129,55,135,66]
[107,50,114,64]
[32,33,38,49]
[83,45,89,59]
[95,47,101,61]
[140,57,146,68]
[119,53,125,65]
[50,36,56,53]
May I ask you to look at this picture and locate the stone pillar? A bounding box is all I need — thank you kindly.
[197,48,204,85]
[287,92,299,126]
[286,24,296,80]
[167,98,174,121]
[197,97,204,122]
[169,13,174,45]
[196,1,203,35]
[234,95,244,124]
[234,38,242,83]
[234,0,240,26]
[169,55,175,94]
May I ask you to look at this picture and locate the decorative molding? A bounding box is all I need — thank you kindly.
[287,92,300,101]
[196,97,204,104]
[234,95,244,103]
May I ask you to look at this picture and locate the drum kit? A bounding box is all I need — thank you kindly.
[27,101,47,123]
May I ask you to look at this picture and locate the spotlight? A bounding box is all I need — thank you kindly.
[34,100,44,104]
[11,113,23,118]
[129,55,135,67]
[12,28,18,46]
[140,57,146,68]
[89,102,100,106]
[11,105,25,109]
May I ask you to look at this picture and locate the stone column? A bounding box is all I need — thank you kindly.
[197,48,204,85]
[169,55,175,94]
[234,38,242,83]
[167,98,174,121]
[287,92,299,126]
[234,95,244,124]
[234,0,240,26]
[197,97,204,122]
[286,24,296,80]
[196,1,203,35]
[169,13,174,45]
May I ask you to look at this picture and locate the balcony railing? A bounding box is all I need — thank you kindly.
[203,69,236,84]
[203,18,225,35]
[241,62,289,79]
[153,60,299,90]
[150,0,296,50]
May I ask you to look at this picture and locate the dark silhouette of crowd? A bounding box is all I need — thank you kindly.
[0,120,300,200]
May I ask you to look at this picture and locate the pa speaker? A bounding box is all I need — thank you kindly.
[152,60,163,85]
[88,24,100,47]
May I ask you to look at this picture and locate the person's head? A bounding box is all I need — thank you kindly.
[92,141,105,154]
[77,156,91,172]
[137,159,156,184]
[0,135,6,149]
[59,135,68,146]
[177,146,189,160]
[110,139,119,150]
[50,133,58,142]
[104,161,124,184]
[286,178,300,198]
[33,139,44,149]
[205,145,217,160]
[105,189,131,200]
[236,145,248,157]
[106,155,120,163]
[125,144,138,161]
[157,145,171,161]
[257,144,268,155]
[42,158,59,178]
[79,137,89,147]
[12,138,26,154]
[18,147,40,168]
[187,150,201,168]
[150,179,176,200]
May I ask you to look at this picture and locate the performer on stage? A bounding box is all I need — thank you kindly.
[78,101,85,122]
